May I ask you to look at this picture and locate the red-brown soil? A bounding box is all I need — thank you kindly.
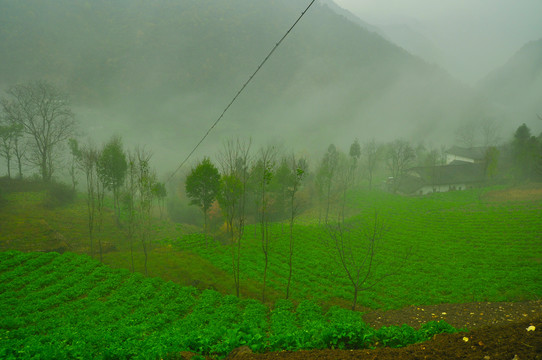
[221,300,542,360]
[484,183,542,202]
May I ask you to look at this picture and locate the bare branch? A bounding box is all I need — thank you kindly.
[327,211,408,310]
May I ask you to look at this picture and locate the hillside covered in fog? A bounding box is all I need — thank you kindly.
[477,39,542,122]
[0,0,522,169]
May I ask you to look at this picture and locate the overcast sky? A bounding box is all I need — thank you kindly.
[332,0,542,84]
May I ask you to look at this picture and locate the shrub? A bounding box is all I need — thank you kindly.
[44,181,76,208]
[167,197,202,225]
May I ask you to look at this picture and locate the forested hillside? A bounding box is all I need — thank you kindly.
[0,0,492,162]
[477,39,542,125]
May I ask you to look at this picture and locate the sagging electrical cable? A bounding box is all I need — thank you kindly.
[167,0,317,183]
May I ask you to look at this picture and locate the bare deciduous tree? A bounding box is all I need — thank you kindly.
[327,212,409,311]
[336,152,351,224]
[480,118,501,147]
[123,151,138,272]
[217,138,251,297]
[253,145,276,303]
[349,138,361,185]
[285,154,306,299]
[0,122,23,178]
[1,81,75,181]
[455,121,478,149]
[386,139,415,192]
[363,139,379,190]
[318,144,340,224]
[136,147,155,276]
[78,142,98,258]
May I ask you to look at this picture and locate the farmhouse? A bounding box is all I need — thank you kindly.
[396,161,487,196]
[445,146,488,164]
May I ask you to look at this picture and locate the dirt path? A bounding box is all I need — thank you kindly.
[362,300,542,330]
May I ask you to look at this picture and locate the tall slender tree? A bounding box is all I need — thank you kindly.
[97,136,127,225]
[318,144,339,224]
[185,157,221,245]
[253,145,276,303]
[217,138,251,297]
[386,139,415,193]
[136,147,155,276]
[78,143,98,258]
[512,123,539,181]
[68,138,81,190]
[349,138,361,185]
[285,154,306,299]
[123,150,138,273]
[363,139,379,190]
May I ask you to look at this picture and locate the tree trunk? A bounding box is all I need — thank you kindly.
[262,246,268,303]
[89,224,93,258]
[352,286,359,311]
[98,237,103,263]
[41,154,48,182]
[230,217,239,296]
[142,236,148,276]
[286,192,295,300]
[130,234,134,273]
[203,210,208,246]
[325,181,332,224]
[236,237,241,297]
[16,156,23,179]
[286,228,293,299]
[6,154,11,179]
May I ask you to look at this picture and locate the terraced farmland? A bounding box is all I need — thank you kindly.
[172,189,542,309]
[0,251,460,359]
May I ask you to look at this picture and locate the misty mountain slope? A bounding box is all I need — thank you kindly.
[477,39,542,124]
[0,0,492,169]
[376,24,445,67]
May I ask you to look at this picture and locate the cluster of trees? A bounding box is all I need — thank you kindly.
[0,80,76,181]
[2,80,540,309]
[180,124,541,307]
[184,141,307,301]
[0,80,167,276]
[511,122,542,182]
[71,138,166,275]
[182,138,417,307]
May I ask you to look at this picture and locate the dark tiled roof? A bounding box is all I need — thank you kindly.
[398,162,486,194]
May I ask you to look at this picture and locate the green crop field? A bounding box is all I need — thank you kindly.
[169,188,542,310]
[0,251,460,359]
[1,181,541,358]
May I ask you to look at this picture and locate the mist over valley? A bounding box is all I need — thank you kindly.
[2,0,540,175]
[1,2,542,358]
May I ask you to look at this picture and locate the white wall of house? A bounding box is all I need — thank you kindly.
[445,154,475,164]
[416,183,469,195]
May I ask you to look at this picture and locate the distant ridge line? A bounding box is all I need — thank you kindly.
[167,0,317,183]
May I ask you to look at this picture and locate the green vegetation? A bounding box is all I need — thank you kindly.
[171,187,542,309]
[0,250,462,359]
[1,177,541,358]
[1,179,541,311]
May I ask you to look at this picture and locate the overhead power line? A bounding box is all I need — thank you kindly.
[167,0,317,183]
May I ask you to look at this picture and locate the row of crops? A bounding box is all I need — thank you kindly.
[175,189,542,309]
[0,250,460,359]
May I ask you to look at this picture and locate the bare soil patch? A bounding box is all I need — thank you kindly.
[223,301,542,360]
[484,183,542,202]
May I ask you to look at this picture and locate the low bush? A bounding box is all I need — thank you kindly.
[44,181,76,208]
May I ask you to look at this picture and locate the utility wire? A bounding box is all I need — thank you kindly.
[167,0,317,183]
